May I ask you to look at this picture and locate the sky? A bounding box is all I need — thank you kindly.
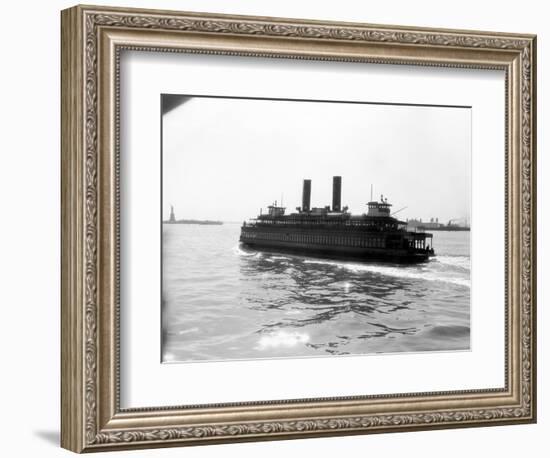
[162,95,471,224]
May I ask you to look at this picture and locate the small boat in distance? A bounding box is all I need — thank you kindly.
[240,176,435,263]
[164,206,223,225]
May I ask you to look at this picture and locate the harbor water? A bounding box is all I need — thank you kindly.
[162,224,470,362]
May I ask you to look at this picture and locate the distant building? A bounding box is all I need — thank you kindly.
[406,217,469,231]
[407,218,442,229]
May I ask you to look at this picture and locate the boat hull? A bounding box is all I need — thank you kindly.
[239,239,431,264]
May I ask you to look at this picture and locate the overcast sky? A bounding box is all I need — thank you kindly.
[162,95,471,224]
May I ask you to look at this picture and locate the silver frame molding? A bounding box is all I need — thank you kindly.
[61,4,536,453]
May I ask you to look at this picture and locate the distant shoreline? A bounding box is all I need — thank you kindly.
[163,219,223,225]
[410,227,470,232]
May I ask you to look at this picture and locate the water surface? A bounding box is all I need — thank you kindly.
[162,224,470,362]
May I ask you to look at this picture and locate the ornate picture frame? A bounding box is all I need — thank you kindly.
[61,4,536,453]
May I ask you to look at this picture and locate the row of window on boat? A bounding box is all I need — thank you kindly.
[243,231,388,248]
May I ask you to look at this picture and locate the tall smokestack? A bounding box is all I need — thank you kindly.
[302,179,311,212]
[332,176,342,212]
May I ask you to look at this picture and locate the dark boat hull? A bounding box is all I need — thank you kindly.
[240,240,431,264]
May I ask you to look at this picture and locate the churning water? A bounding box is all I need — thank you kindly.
[162,224,470,363]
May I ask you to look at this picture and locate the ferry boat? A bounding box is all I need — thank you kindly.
[240,176,435,263]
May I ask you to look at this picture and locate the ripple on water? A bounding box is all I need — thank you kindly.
[162,226,471,362]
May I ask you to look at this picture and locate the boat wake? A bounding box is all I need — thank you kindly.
[233,245,263,258]
[435,255,470,270]
[303,259,470,288]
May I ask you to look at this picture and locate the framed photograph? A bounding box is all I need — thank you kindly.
[61,4,537,453]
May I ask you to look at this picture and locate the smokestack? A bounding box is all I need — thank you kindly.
[332,176,342,212]
[302,179,311,212]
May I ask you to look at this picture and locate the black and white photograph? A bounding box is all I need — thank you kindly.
[161,94,471,363]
